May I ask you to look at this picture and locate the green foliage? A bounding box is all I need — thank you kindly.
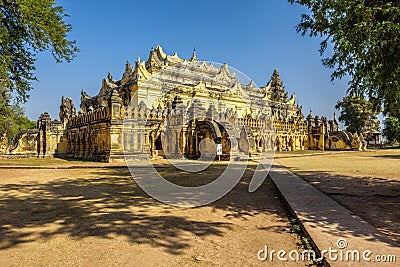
[0,0,77,142]
[289,0,400,117]
[383,116,400,144]
[0,90,36,143]
[0,0,78,103]
[335,95,380,134]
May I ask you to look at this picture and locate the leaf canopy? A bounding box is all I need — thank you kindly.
[289,0,400,117]
[0,0,78,103]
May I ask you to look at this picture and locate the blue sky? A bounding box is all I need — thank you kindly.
[27,0,349,121]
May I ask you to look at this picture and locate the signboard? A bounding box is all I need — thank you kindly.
[216,144,223,156]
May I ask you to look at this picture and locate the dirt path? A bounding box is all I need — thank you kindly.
[0,163,310,266]
[276,149,400,244]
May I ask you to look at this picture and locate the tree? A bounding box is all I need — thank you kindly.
[335,95,380,134]
[0,91,36,143]
[0,0,78,141]
[289,0,400,117]
[1,0,78,103]
[383,116,400,144]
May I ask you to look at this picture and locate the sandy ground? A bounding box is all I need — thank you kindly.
[0,162,311,266]
[276,149,400,244]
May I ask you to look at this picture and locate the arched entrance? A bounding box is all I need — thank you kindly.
[149,119,232,159]
[187,120,230,159]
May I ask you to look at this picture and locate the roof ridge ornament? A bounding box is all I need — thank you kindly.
[155,44,167,59]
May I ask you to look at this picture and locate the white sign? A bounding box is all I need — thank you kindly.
[216,144,223,155]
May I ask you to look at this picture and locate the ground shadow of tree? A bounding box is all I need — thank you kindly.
[0,168,231,254]
[0,164,290,254]
[285,166,400,245]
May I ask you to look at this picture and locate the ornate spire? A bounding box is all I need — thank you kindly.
[307,109,313,120]
[266,69,287,101]
[270,69,283,88]
[190,48,198,62]
[122,61,134,81]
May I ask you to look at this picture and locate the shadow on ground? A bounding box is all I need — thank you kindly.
[0,164,288,254]
[371,154,400,160]
[287,167,400,244]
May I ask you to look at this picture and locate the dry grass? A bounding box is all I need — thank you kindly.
[276,149,400,243]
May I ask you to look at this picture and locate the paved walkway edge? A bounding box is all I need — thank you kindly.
[269,163,400,267]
